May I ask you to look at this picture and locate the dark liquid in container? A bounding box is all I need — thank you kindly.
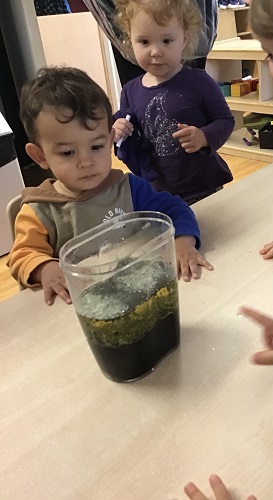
[77,276,180,382]
[79,309,180,382]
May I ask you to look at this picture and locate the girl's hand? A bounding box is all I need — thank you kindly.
[259,240,273,259]
[113,118,134,143]
[172,123,208,153]
[184,474,257,500]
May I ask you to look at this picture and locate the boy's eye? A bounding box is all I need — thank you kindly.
[92,144,103,151]
[139,39,149,45]
[62,150,73,156]
[163,38,172,44]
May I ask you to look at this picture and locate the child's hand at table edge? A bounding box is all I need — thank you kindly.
[175,235,213,282]
[184,474,257,500]
[239,306,273,365]
[30,261,72,306]
[259,240,273,260]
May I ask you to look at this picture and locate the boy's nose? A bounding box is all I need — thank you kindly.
[78,154,93,169]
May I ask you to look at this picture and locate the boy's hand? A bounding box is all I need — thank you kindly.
[30,261,72,306]
[184,474,256,500]
[113,118,134,143]
[175,236,213,281]
[239,306,273,365]
[259,240,273,259]
[172,123,208,153]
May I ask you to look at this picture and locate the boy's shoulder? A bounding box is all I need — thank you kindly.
[21,179,67,206]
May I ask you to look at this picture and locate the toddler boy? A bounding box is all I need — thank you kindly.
[8,66,213,304]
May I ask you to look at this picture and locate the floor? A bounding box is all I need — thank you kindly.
[0,153,269,303]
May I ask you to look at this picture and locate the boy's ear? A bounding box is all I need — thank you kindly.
[110,127,115,145]
[25,143,50,170]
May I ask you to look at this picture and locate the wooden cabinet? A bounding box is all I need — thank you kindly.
[216,6,252,41]
[37,12,121,112]
[206,8,273,162]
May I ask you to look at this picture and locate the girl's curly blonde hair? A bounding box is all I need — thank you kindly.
[114,0,202,62]
[249,0,273,40]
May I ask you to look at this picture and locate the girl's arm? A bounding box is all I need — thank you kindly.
[113,85,135,142]
[198,72,235,153]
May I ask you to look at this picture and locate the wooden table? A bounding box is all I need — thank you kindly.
[1,166,273,499]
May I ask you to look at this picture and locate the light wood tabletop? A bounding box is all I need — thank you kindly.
[1,166,273,499]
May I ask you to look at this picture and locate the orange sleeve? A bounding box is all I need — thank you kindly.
[6,204,58,288]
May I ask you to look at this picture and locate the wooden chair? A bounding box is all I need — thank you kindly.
[5,194,23,291]
[5,194,22,243]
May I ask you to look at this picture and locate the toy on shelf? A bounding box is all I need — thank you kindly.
[243,113,273,148]
[250,78,259,91]
[218,82,231,96]
[243,112,273,130]
[218,78,259,97]
[244,81,251,93]
[231,82,246,96]
[242,128,259,146]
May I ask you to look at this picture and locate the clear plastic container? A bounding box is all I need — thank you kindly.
[59,212,180,382]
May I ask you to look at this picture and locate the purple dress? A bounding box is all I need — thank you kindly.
[117,66,235,202]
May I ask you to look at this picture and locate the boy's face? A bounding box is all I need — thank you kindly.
[27,106,115,196]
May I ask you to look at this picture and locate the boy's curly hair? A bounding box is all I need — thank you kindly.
[114,0,202,62]
[249,0,273,39]
[20,66,113,143]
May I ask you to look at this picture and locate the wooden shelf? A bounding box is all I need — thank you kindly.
[208,8,273,162]
[216,7,250,42]
[237,31,251,36]
[208,39,266,61]
[226,93,273,113]
[237,31,252,38]
[227,6,249,11]
[219,128,273,162]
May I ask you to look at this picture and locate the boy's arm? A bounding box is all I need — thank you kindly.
[129,173,200,245]
[129,174,213,280]
[7,203,58,287]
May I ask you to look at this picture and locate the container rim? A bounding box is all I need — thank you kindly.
[59,211,174,278]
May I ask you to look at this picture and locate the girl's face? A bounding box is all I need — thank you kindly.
[256,34,273,78]
[130,10,188,83]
